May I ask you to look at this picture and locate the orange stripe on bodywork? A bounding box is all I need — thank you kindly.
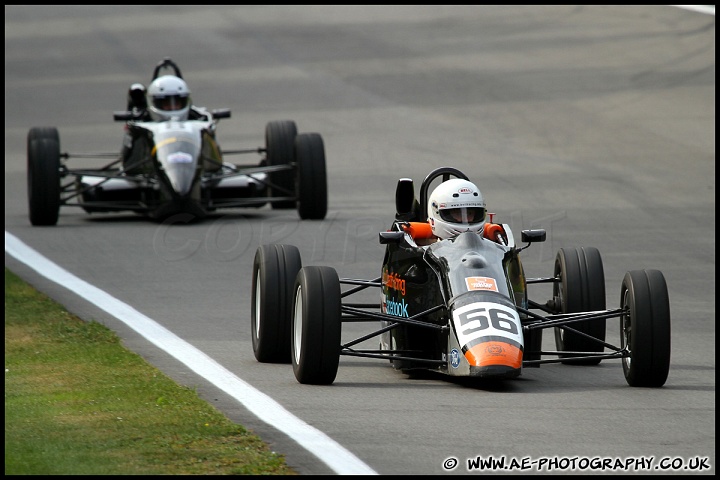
[465,341,523,369]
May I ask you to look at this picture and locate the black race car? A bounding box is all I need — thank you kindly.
[251,167,671,388]
[27,58,327,226]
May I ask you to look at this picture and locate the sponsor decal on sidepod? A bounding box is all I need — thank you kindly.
[382,271,406,295]
[384,296,409,318]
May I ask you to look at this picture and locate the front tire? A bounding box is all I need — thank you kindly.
[265,120,297,210]
[251,244,302,363]
[28,126,60,148]
[27,127,61,226]
[291,266,341,384]
[295,133,328,220]
[553,247,606,365]
[620,270,671,387]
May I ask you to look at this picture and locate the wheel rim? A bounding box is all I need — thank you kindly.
[293,286,303,365]
[620,288,632,370]
[254,270,262,340]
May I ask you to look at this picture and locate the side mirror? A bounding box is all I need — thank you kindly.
[211,108,231,119]
[379,231,405,245]
[521,229,546,243]
[113,111,133,121]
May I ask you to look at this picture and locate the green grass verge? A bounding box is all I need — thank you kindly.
[4,267,297,475]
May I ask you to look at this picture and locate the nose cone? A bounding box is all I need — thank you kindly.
[464,341,523,370]
[451,296,524,378]
[164,152,196,195]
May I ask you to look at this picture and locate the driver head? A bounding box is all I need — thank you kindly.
[427,178,486,240]
[147,75,191,121]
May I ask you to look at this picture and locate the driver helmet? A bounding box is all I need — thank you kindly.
[427,179,487,240]
[147,75,191,121]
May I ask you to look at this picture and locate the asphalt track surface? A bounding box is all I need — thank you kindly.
[5,5,715,475]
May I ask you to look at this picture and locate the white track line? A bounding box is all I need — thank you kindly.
[5,231,378,475]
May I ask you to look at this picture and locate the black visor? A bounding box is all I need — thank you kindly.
[439,207,486,224]
[154,95,188,111]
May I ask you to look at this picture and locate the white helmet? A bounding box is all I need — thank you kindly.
[427,179,487,240]
[147,75,191,121]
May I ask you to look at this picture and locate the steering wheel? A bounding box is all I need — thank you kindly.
[418,167,469,220]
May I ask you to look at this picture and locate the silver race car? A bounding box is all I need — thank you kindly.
[27,58,327,225]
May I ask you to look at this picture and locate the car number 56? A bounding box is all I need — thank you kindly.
[452,302,523,346]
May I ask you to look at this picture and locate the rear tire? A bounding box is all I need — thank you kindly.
[291,266,341,384]
[621,270,671,387]
[295,133,328,220]
[265,120,297,209]
[553,247,606,365]
[251,244,302,363]
[27,127,61,226]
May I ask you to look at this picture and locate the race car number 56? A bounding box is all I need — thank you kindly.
[452,302,523,347]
